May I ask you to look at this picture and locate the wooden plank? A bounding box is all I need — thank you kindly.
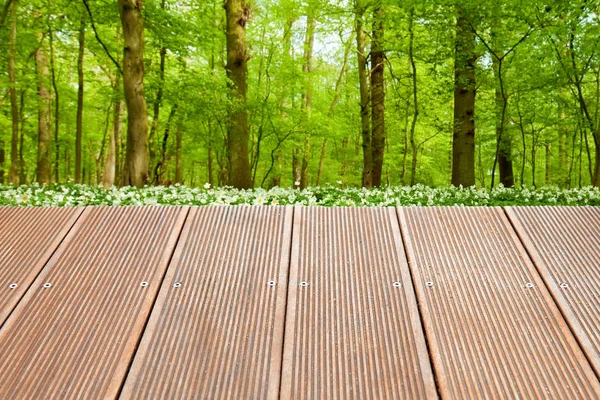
[121,206,293,399]
[398,206,600,399]
[0,206,83,326]
[280,207,437,399]
[0,206,188,399]
[506,206,600,378]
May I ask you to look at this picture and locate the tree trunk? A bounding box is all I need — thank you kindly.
[545,142,551,185]
[408,8,419,186]
[119,0,149,187]
[175,123,183,184]
[49,26,60,183]
[8,0,18,184]
[492,50,514,187]
[341,136,349,184]
[328,35,352,117]
[315,139,327,186]
[355,7,371,188]
[299,12,316,189]
[0,140,4,184]
[224,0,252,188]
[104,66,122,188]
[148,0,167,180]
[401,100,409,185]
[35,39,52,185]
[558,99,568,186]
[154,104,178,184]
[75,11,85,183]
[451,8,476,187]
[113,27,123,180]
[370,5,385,187]
[292,148,301,187]
[19,90,26,184]
[103,115,116,189]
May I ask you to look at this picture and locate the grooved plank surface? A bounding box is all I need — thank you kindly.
[121,206,293,399]
[280,207,437,399]
[398,207,600,399]
[506,206,600,377]
[0,206,188,399]
[0,207,82,326]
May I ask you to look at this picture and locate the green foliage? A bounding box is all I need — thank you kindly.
[0,0,599,188]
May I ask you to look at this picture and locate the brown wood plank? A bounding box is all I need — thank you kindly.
[280,207,437,399]
[398,206,600,399]
[506,206,600,378]
[0,206,188,399]
[120,206,293,399]
[0,206,83,326]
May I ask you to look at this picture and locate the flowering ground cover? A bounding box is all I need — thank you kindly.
[1,183,599,207]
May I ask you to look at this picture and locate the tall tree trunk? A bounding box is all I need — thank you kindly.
[119,0,149,187]
[545,142,551,185]
[35,39,52,185]
[355,6,371,188]
[491,22,514,188]
[104,65,122,188]
[49,25,60,183]
[8,0,18,184]
[75,11,85,183]
[408,8,419,186]
[148,0,167,180]
[19,90,26,184]
[370,5,385,187]
[315,139,327,186]
[175,122,183,184]
[451,8,476,187]
[224,0,252,188]
[558,104,568,186]
[299,12,315,189]
[103,112,116,189]
[340,136,349,184]
[401,100,409,185]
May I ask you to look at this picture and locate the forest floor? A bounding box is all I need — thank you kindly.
[1,183,600,207]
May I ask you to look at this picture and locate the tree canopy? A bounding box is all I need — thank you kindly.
[0,0,599,189]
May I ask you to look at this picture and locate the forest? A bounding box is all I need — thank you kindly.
[0,0,599,190]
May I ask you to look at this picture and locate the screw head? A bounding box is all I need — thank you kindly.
[299,281,309,287]
[173,282,182,288]
[560,282,569,289]
[267,280,276,286]
[140,281,149,287]
[393,282,401,288]
[8,283,17,289]
[43,282,52,288]
[425,282,434,287]
[525,282,534,288]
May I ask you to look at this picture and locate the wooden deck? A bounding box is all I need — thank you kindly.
[0,206,599,399]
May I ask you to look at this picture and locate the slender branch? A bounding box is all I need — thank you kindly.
[82,0,122,74]
[465,17,532,62]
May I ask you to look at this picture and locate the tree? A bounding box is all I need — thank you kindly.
[75,11,85,183]
[224,0,252,189]
[370,3,385,187]
[7,0,17,184]
[355,2,371,187]
[451,6,476,187]
[35,33,52,184]
[119,0,149,187]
